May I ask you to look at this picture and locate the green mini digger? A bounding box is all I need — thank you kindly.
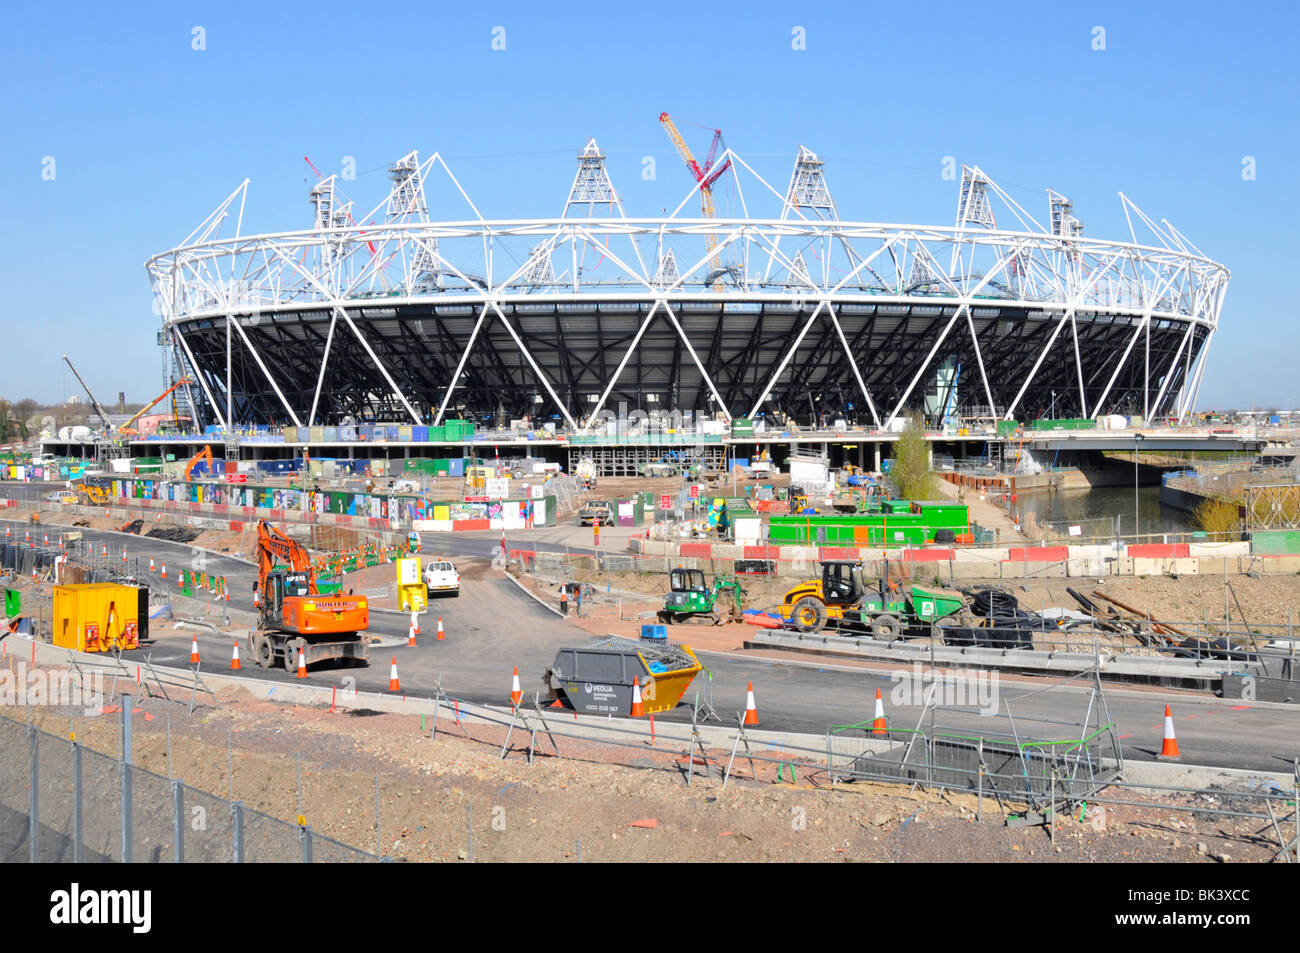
[657,568,744,626]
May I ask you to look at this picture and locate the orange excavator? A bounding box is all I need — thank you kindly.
[183,445,214,480]
[248,519,371,672]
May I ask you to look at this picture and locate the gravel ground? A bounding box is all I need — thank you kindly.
[5,691,1291,863]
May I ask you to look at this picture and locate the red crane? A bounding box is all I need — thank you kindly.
[304,156,378,257]
[659,114,732,288]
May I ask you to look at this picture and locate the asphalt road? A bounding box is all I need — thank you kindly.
[4,510,1300,774]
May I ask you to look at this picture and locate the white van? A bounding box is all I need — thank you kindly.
[424,559,460,597]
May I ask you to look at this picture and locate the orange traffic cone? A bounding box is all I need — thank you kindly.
[412,612,421,636]
[436,616,445,641]
[743,680,760,727]
[1158,704,1181,759]
[296,646,308,679]
[630,677,645,718]
[407,623,417,647]
[149,557,155,573]
[231,641,241,670]
[872,687,887,735]
[388,657,401,692]
[161,563,167,581]
[510,666,522,708]
[190,636,200,665]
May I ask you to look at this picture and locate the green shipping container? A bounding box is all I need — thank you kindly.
[909,501,970,530]
[1031,417,1096,431]
[766,506,964,547]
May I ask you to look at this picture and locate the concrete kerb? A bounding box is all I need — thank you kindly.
[9,633,1293,791]
[504,569,563,617]
[743,629,1230,687]
[1118,760,1295,790]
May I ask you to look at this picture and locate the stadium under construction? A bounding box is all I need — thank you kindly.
[47,132,1235,470]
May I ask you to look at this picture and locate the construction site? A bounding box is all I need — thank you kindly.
[3,117,1298,876]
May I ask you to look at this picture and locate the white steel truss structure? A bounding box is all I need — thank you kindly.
[146,143,1228,432]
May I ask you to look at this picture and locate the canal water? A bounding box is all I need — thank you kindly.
[1011,485,1196,539]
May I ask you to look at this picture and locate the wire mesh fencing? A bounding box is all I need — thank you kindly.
[0,713,380,863]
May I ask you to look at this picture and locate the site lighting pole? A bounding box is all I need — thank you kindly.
[1134,432,1145,541]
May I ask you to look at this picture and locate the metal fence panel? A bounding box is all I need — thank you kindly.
[130,765,176,863]
[0,719,32,861]
[241,806,304,863]
[34,730,77,862]
[310,832,375,863]
[78,746,122,863]
[180,783,236,862]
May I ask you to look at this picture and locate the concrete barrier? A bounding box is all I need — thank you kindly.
[903,548,955,563]
[1066,559,1109,577]
[818,546,859,561]
[1254,555,1300,574]
[953,561,1001,581]
[1128,543,1190,559]
[1190,541,1249,558]
[1007,545,1069,562]
[955,547,1008,564]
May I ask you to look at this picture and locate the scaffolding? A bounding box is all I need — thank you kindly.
[568,444,726,478]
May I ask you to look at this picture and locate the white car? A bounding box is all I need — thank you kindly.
[424,559,460,597]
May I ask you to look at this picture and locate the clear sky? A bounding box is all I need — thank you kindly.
[1,0,1295,410]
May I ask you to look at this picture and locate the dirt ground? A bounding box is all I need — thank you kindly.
[4,690,1288,863]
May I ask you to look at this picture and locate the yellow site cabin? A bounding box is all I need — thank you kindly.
[51,583,146,653]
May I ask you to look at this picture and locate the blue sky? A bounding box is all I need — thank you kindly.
[1,0,1295,409]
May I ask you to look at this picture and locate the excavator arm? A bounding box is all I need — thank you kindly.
[183,445,214,481]
[256,519,317,596]
[119,378,193,435]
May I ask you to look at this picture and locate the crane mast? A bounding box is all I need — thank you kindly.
[61,354,117,435]
[659,112,731,289]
